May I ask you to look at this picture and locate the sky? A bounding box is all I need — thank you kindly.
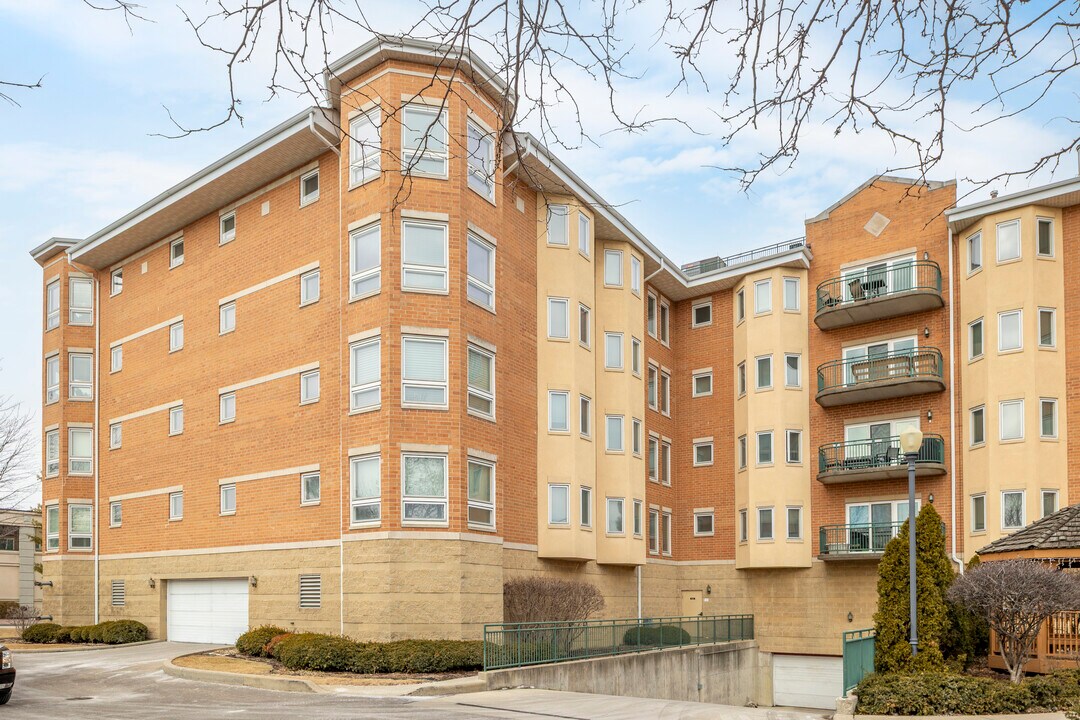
[0,1,1077,506]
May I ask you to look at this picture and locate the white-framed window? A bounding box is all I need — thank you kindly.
[169,237,185,268]
[756,355,772,390]
[401,335,448,408]
[660,441,672,486]
[45,505,59,551]
[46,279,60,330]
[999,399,1024,441]
[1037,217,1054,257]
[970,405,986,446]
[110,501,122,528]
[967,231,982,273]
[350,337,381,411]
[692,371,712,397]
[631,256,641,294]
[45,429,59,477]
[220,211,236,244]
[220,302,236,334]
[220,484,236,515]
[169,321,184,352]
[737,362,746,397]
[969,318,984,359]
[1040,398,1058,439]
[632,418,642,455]
[661,511,672,555]
[110,346,122,373]
[169,405,184,436]
[758,507,774,541]
[786,506,802,540]
[547,205,569,246]
[467,232,495,310]
[349,222,381,299]
[578,213,591,256]
[579,395,591,438]
[547,298,569,339]
[1042,489,1059,518]
[45,355,59,403]
[784,353,800,388]
[467,121,496,201]
[996,219,1021,262]
[648,508,659,553]
[648,437,658,481]
[299,574,322,609]
[402,220,448,292]
[647,365,658,409]
[580,486,592,528]
[783,277,800,311]
[739,509,748,543]
[467,458,495,529]
[737,435,747,470]
[109,422,122,450]
[998,310,1022,352]
[692,302,712,328]
[647,293,657,337]
[69,277,93,325]
[467,344,495,419]
[604,250,623,286]
[300,370,320,404]
[549,484,570,525]
[971,494,986,532]
[169,491,183,521]
[631,338,641,375]
[606,498,624,534]
[68,353,93,399]
[754,279,772,314]
[350,454,380,524]
[693,441,713,467]
[548,391,569,432]
[300,269,320,305]
[659,301,670,344]
[69,504,92,550]
[401,453,448,524]
[1002,490,1025,529]
[69,427,92,474]
[786,429,802,464]
[633,500,643,537]
[110,268,123,295]
[348,109,381,186]
[604,332,623,370]
[1039,308,1056,348]
[301,471,320,506]
[300,168,319,205]
[401,104,448,177]
[735,288,745,323]
[756,431,773,465]
[660,370,671,414]
[578,304,591,347]
[606,415,624,453]
[694,511,714,537]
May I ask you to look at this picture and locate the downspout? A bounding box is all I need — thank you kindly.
[644,259,665,283]
[636,565,642,619]
[324,112,344,636]
[947,228,963,573]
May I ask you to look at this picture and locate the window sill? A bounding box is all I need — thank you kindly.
[606,532,626,538]
[784,384,802,391]
[546,242,570,249]
[1038,345,1058,352]
[783,308,801,314]
[109,369,120,375]
[1040,436,1060,442]
[299,298,319,309]
[693,462,714,468]
[401,403,449,412]
[68,397,93,403]
[578,250,590,261]
[169,347,183,354]
[692,393,713,399]
[299,196,319,209]
[786,537,804,543]
[220,329,236,337]
[301,500,320,507]
[997,347,1023,356]
[68,321,93,328]
[968,355,984,364]
[756,463,775,469]
[402,287,449,296]
[169,431,183,437]
[220,511,236,517]
[299,398,320,407]
[548,430,571,436]
[999,438,1025,445]
[603,283,625,291]
[349,289,381,304]
[219,419,235,426]
[605,449,626,456]
[110,291,122,298]
[970,442,986,450]
[168,517,183,523]
[399,170,448,181]
[604,367,625,373]
[109,446,120,452]
[349,405,381,416]
[693,533,714,538]
[467,297,496,315]
[466,409,496,423]
[546,523,571,529]
[468,524,497,533]
[220,236,235,246]
[402,521,449,529]
[996,256,1023,267]
[691,323,712,330]
[68,471,93,477]
[68,548,93,553]
[547,336,571,343]
[349,521,381,530]
[170,262,184,271]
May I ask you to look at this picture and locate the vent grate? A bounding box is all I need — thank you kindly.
[299,574,321,609]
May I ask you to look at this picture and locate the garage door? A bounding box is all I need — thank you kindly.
[772,654,842,710]
[167,578,249,644]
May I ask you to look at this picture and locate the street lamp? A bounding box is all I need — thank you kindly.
[899,425,924,656]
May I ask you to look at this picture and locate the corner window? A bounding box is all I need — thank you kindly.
[169,321,184,352]
[1039,308,1056,348]
[659,301,670,344]
[402,220,448,292]
[466,233,495,310]
[970,406,985,446]
[45,430,59,477]
[604,333,624,370]
[647,294,657,337]
[68,504,92,550]
[631,338,641,375]
[349,337,381,411]
[548,484,570,525]
[301,472,321,505]
[579,395,591,438]
[401,453,448,523]
[69,277,93,325]
[110,501,122,528]
[659,370,671,414]
[606,498,624,534]
[647,366,657,409]
[1037,218,1054,257]
[1001,490,1024,529]
[737,362,746,396]
[692,371,712,397]
[467,121,496,201]
[786,507,802,540]
[1042,490,1059,518]
[45,355,59,403]
[633,500,643,537]
[220,302,236,334]
[735,288,745,323]
[220,211,236,244]
[605,415,624,453]
[466,345,495,418]
[547,298,569,339]
[754,279,772,314]
[996,220,1020,262]
[631,256,641,294]
[110,346,122,373]
[971,494,986,532]
[401,104,448,177]
[648,509,659,553]
[350,454,381,524]
[739,509,748,543]
[300,168,320,205]
[967,231,982,273]
[998,310,1021,352]
[756,355,773,390]
[548,391,569,432]
[349,223,381,299]
[786,430,802,464]
[467,459,495,528]
[692,302,712,328]
[169,491,183,521]
[784,354,800,388]
[756,431,773,465]
[580,487,592,528]
[648,437,658,480]
[604,250,623,286]
[694,511,714,537]
[111,268,123,295]
[300,370,320,404]
[578,214,591,256]
[632,418,642,455]
[349,110,381,186]
[783,277,800,311]
[401,336,448,408]
[738,435,747,470]
[660,441,672,485]
[220,484,236,515]
[693,441,713,466]
[758,507,774,541]
[109,422,122,450]
[46,279,60,330]
[1040,398,1058,439]
[169,237,185,269]
[68,427,92,474]
[46,505,59,551]
[300,269,320,305]
[999,399,1024,441]
[661,511,672,555]
[547,205,569,246]
[969,318,984,359]
[169,405,184,436]
[578,305,591,347]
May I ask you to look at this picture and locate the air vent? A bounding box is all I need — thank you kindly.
[111,580,125,607]
[299,574,321,609]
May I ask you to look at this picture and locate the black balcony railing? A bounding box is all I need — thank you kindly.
[818,434,945,475]
[816,261,942,312]
[817,348,943,394]
[682,238,806,277]
[819,520,945,558]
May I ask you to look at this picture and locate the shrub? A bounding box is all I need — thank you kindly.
[266,632,295,659]
[378,640,483,673]
[21,622,61,643]
[236,626,289,657]
[622,625,692,647]
[100,620,148,644]
[69,626,90,643]
[856,671,1080,715]
[268,633,484,674]
[0,601,19,619]
[86,621,115,644]
[274,633,360,672]
[503,577,604,624]
[52,626,77,643]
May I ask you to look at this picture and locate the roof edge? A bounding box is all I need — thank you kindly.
[807,175,956,225]
[30,237,79,264]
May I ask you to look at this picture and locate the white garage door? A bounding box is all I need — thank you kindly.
[167,578,249,644]
[773,654,843,710]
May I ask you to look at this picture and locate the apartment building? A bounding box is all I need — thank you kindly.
[28,34,1080,700]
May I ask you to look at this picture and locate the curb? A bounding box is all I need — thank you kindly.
[162,655,319,694]
[10,639,162,654]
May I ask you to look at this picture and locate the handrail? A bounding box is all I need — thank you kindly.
[816,347,943,393]
[682,238,806,276]
[816,260,942,311]
[818,434,945,474]
[819,520,944,557]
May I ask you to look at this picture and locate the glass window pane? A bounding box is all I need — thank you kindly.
[351,457,380,499]
[997,221,1020,261]
[402,338,446,382]
[403,222,446,267]
[549,393,568,431]
[547,206,568,245]
[550,486,569,523]
[468,462,492,503]
[468,348,492,392]
[467,236,493,285]
[604,251,622,285]
[548,299,568,338]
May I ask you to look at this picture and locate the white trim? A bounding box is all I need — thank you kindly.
[400,443,449,453]
[218,464,319,486]
[108,399,183,425]
[219,261,320,305]
[219,361,319,394]
[108,485,183,503]
[347,327,381,344]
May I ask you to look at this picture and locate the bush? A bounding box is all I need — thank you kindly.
[52,626,76,643]
[622,625,692,646]
[503,577,604,624]
[274,633,360,672]
[236,626,289,657]
[69,626,90,643]
[86,621,114,644]
[856,671,1080,715]
[100,620,148,644]
[378,640,483,673]
[0,601,19,620]
[21,622,61,643]
[269,633,484,674]
[266,632,295,659]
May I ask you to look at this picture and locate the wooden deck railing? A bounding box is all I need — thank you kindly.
[989,610,1080,674]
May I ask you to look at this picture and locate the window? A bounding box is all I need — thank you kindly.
[69,505,92,550]
[110,501,122,528]
[349,223,381,299]
[786,430,801,464]
[300,168,320,205]
[754,279,772,314]
[69,277,92,325]
[1041,398,1058,438]
[647,366,658,409]
[350,337,381,411]
[1039,308,1056,347]
[998,310,1022,351]
[606,498,624,534]
[997,219,1020,262]
[631,337,641,374]
[169,237,185,268]
[969,318,984,359]
[735,288,745,323]
[968,231,982,273]
[547,205,569,246]
[971,494,986,532]
[350,454,381,524]
[756,355,772,390]
[1038,218,1054,257]
[693,441,713,466]
[299,574,322,609]
[631,256,641,294]
[632,418,642,455]
[45,355,59,403]
[1042,490,1059,518]
[169,321,184,352]
[692,371,712,397]
[46,279,60,330]
[348,110,381,185]
[784,354,800,388]
[467,121,495,200]
[169,405,184,435]
[220,302,236,334]
[300,370,320,404]
[578,214,591,256]
[46,505,59,551]
[738,435,747,470]
[692,302,712,327]
[661,511,672,555]
[402,336,448,408]
[694,511,714,537]
[783,277,800,311]
[647,294,657,336]
[169,492,183,520]
[786,507,802,540]
[648,509,659,553]
[467,459,495,529]
[606,415,624,452]
[633,500,643,537]
[45,430,59,477]
[402,453,448,523]
[220,484,236,515]
[739,509,748,543]
[110,346,122,373]
[401,104,448,176]
[737,362,746,396]
[580,487,592,528]
[604,333,623,370]
[220,211,236,244]
[109,422,122,450]
[68,353,93,400]
[1000,399,1024,441]
[467,345,495,418]
[660,371,671,414]
[579,396,591,438]
[758,507,774,540]
[1002,490,1025,529]
[111,268,123,295]
[548,391,569,432]
[69,427,92,474]
[659,301,670,344]
[300,269,320,305]
[467,233,495,309]
[301,471,320,505]
[970,406,985,446]
[549,484,570,524]
[547,298,569,339]
[648,437,658,480]
[660,441,672,486]
[578,305,591,347]
[604,250,623,286]
[402,220,448,292]
[757,431,773,465]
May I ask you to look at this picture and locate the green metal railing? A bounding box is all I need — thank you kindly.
[816,347,943,394]
[819,520,945,558]
[818,434,945,475]
[482,614,754,671]
[816,260,942,312]
[843,628,876,693]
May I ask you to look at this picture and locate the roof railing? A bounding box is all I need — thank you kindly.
[682,237,807,277]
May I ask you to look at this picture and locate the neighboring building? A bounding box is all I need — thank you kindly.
[0,509,43,611]
[27,33,1080,700]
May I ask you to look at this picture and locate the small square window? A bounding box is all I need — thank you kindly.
[109,423,122,450]
[220,484,236,514]
[169,321,184,352]
[111,268,123,296]
[692,303,712,327]
[300,168,320,205]
[170,237,185,268]
[1042,490,1059,518]
[220,393,236,423]
[220,302,236,334]
[302,472,321,505]
[300,370,320,404]
[693,442,713,466]
[300,269,320,305]
[694,512,714,537]
[692,372,712,397]
[220,212,236,244]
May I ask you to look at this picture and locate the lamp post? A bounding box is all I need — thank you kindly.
[899,425,924,656]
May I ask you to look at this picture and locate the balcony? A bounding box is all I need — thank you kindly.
[818,520,944,561]
[815,261,943,330]
[682,238,806,277]
[816,348,945,407]
[817,434,946,484]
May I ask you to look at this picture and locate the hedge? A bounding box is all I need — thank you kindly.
[856,670,1080,715]
[20,620,148,645]
[236,631,483,674]
[236,626,288,658]
[621,625,692,647]
[21,623,61,643]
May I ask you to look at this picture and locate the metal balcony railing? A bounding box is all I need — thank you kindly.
[816,260,942,312]
[682,238,806,277]
[816,347,943,394]
[819,520,944,558]
[818,434,945,475]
